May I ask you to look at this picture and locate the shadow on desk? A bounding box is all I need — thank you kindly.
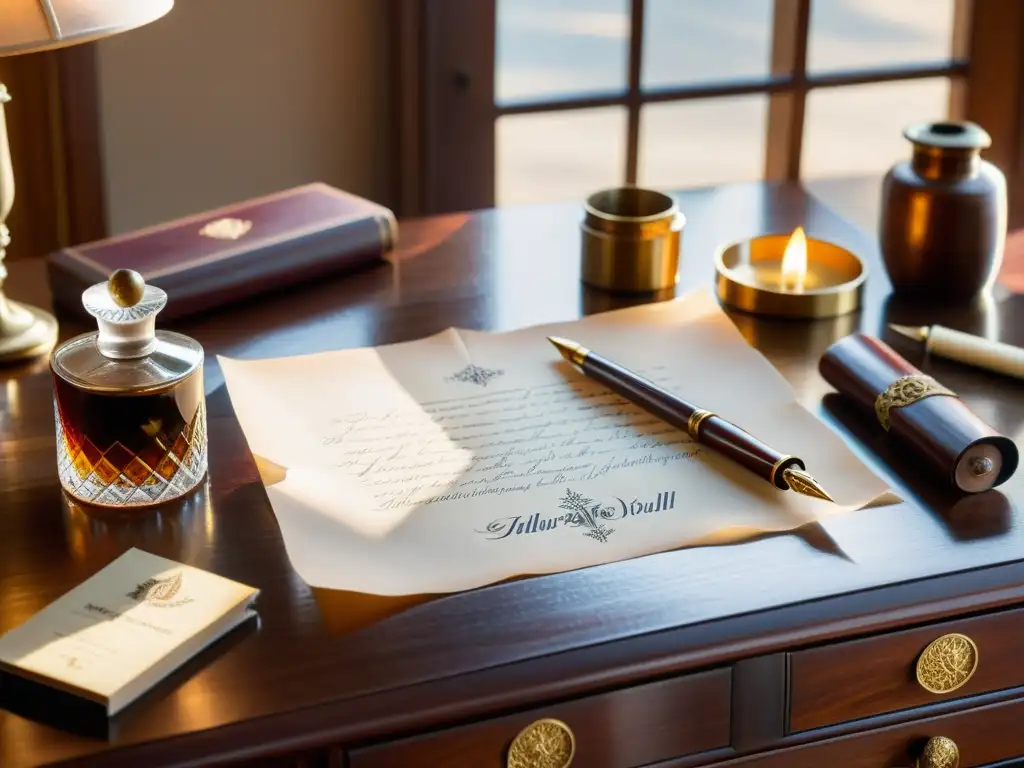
[311,521,850,636]
[822,393,1014,542]
[0,616,258,742]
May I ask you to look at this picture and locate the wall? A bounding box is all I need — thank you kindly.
[94,0,393,235]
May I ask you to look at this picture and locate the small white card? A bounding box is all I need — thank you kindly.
[0,548,258,716]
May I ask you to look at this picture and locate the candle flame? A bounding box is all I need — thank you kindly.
[781,226,808,292]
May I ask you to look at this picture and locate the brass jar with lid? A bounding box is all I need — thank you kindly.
[580,187,685,293]
[50,269,208,509]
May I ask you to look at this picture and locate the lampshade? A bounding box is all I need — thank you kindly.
[0,0,173,56]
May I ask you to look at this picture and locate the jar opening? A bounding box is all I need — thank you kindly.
[586,187,675,221]
[933,123,962,137]
[904,120,991,151]
[930,122,967,136]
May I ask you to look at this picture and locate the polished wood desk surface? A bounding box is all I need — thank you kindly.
[2,177,1024,767]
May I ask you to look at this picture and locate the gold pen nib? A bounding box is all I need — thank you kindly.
[888,324,928,343]
[547,336,590,366]
[782,467,835,503]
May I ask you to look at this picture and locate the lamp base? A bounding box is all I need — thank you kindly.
[0,298,58,363]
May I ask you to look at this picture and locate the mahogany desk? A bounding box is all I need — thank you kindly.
[3,178,1024,768]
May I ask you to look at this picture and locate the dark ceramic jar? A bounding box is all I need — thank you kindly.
[879,121,1006,302]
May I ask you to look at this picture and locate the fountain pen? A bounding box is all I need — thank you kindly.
[547,336,835,502]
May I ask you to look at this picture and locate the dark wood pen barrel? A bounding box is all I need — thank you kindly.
[697,416,803,488]
[582,354,695,431]
[582,353,799,488]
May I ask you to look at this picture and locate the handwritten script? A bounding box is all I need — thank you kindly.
[319,366,701,510]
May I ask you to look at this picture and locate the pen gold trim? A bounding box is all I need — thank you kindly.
[547,336,834,502]
[687,409,715,440]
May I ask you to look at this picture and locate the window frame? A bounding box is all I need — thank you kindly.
[395,0,1024,222]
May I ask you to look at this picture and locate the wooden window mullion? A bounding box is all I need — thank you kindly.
[958,0,1024,225]
[947,0,974,119]
[393,0,425,216]
[625,0,645,185]
[764,0,811,181]
[414,0,496,215]
[497,62,961,119]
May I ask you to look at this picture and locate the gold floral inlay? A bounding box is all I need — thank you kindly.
[507,718,575,768]
[916,633,978,694]
[875,374,955,431]
[918,735,959,768]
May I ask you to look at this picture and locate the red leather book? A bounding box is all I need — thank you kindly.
[46,183,397,321]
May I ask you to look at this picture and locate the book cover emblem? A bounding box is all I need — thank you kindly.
[126,573,194,608]
[199,217,253,241]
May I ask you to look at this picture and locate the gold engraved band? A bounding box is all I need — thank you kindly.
[874,374,956,431]
[687,409,715,440]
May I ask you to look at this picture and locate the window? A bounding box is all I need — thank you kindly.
[397,0,1024,219]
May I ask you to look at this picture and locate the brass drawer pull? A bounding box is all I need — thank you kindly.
[507,718,575,768]
[916,633,978,694]
[918,735,959,768]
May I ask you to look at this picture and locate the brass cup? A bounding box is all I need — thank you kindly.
[581,187,684,293]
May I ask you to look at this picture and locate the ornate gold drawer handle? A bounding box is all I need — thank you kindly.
[917,735,959,768]
[916,633,978,694]
[507,718,575,768]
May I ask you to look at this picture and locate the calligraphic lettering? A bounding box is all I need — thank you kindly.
[479,488,677,543]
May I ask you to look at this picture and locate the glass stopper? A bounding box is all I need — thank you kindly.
[82,270,167,360]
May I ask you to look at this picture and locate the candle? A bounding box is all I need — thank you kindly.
[714,227,866,319]
[727,262,849,293]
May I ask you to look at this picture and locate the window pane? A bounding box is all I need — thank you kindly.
[496,107,627,206]
[643,0,773,89]
[802,78,951,179]
[638,96,767,190]
[496,0,629,105]
[807,0,956,74]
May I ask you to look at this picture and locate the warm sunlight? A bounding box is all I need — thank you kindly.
[780,226,808,292]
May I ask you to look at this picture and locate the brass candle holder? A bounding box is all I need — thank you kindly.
[714,227,866,319]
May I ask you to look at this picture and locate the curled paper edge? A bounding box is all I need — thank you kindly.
[253,454,288,487]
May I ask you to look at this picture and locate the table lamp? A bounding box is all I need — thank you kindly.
[0,0,173,362]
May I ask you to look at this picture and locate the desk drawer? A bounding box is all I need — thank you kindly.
[349,668,730,768]
[789,606,1024,732]
[722,694,1024,767]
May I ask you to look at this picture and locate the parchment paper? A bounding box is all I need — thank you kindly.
[220,290,895,595]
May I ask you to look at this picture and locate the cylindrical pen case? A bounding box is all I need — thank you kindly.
[819,333,1018,493]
